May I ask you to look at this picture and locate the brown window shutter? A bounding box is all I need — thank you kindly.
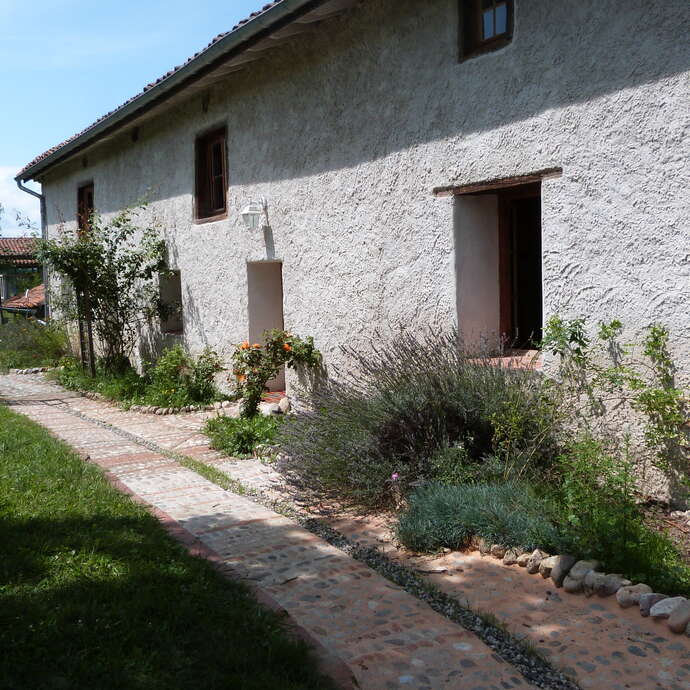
[77,183,94,235]
[195,128,227,220]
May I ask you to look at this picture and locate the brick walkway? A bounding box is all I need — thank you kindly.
[329,516,690,690]
[0,374,533,690]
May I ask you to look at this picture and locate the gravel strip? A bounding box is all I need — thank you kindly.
[52,399,580,690]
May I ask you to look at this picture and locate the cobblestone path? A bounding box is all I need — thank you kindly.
[331,516,690,690]
[0,374,533,690]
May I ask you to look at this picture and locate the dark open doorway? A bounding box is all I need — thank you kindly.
[499,184,542,348]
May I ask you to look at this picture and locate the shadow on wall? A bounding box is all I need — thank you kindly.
[87,0,690,214]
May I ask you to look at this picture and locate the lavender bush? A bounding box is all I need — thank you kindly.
[277,329,561,509]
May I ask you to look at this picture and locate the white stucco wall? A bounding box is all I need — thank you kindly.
[39,0,689,396]
[454,194,500,346]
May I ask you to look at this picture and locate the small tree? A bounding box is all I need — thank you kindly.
[39,206,165,374]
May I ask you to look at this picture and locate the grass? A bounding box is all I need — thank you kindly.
[0,405,333,690]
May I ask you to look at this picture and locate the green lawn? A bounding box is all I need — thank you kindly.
[0,405,332,690]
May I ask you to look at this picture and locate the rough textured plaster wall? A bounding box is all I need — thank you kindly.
[41,0,689,464]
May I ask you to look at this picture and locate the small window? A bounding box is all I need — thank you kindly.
[77,183,94,235]
[461,0,513,59]
[195,127,227,221]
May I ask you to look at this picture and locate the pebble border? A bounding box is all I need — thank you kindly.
[475,541,690,637]
[79,390,233,415]
[78,390,289,417]
[9,367,56,375]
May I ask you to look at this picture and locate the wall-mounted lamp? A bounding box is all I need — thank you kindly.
[240,197,268,231]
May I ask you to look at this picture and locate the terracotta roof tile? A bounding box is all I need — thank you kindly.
[2,284,45,310]
[18,1,284,179]
[0,237,40,265]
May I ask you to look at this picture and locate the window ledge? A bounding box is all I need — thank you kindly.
[193,212,228,226]
[460,35,512,62]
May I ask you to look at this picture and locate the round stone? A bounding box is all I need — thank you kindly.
[539,555,560,579]
[569,560,601,581]
[516,552,531,567]
[503,548,519,566]
[650,596,686,620]
[616,583,652,608]
[490,544,507,559]
[526,549,548,574]
[563,574,584,594]
[596,574,631,597]
[550,555,577,587]
[640,593,668,617]
[583,571,607,597]
[667,600,690,632]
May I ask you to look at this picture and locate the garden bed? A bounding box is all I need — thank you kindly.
[272,323,690,603]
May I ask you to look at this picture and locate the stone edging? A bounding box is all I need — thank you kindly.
[78,390,291,416]
[478,541,690,636]
[9,366,57,375]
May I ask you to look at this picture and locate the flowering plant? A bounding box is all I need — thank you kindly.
[231,329,321,417]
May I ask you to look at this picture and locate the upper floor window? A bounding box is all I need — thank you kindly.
[77,183,94,235]
[461,0,514,59]
[195,127,227,221]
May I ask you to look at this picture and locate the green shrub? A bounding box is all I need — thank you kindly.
[57,346,225,409]
[0,319,69,371]
[541,317,688,473]
[206,415,283,457]
[57,356,147,401]
[553,435,690,594]
[429,446,508,485]
[277,329,561,508]
[142,345,224,408]
[396,482,563,553]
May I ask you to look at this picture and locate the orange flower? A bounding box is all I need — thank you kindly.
[240,341,250,350]
[252,343,262,349]
[283,343,292,351]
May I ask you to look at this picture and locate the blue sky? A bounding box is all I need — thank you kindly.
[0,0,266,235]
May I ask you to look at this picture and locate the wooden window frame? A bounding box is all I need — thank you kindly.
[77,182,94,236]
[460,0,514,60]
[194,127,228,223]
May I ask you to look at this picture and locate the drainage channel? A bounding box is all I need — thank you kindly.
[51,400,580,690]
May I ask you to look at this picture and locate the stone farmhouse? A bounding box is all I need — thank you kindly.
[15,0,690,391]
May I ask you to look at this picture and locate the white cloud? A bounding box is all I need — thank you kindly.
[0,167,41,237]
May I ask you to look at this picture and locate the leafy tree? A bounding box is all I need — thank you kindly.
[39,206,165,374]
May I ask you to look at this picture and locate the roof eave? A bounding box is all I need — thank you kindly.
[16,0,319,183]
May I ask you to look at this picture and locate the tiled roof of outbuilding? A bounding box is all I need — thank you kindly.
[0,237,40,266]
[17,1,284,178]
[2,284,45,311]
